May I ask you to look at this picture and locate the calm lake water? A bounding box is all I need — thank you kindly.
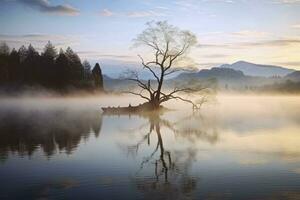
[0,95,300,200]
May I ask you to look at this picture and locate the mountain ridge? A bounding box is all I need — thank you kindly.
[218,60,295,77]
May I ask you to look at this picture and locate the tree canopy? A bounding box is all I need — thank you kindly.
[126,21,211,110]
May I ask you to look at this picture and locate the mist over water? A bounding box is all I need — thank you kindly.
[0,94,300,200]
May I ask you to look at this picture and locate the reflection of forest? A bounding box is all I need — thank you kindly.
[0,109,102,160]
[0,107,219,199]
[124,112,219,200]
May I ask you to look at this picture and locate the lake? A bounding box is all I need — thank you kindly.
[0,94,300,200]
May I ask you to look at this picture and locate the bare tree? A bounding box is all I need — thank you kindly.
[126,21,210,110]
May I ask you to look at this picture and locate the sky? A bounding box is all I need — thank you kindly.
[1,0,300,72]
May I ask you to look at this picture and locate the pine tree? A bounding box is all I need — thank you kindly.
[55,49,70,87]
[42,41,57,59]
[92,63,104,91]
[18,45,28,63]
[23,44,40,84]
[40,41,57,87]
[82,60,92,81]
[8,48,20,83]
[65,47,84,85]
[0,42,10,84]
[0,42,10,55]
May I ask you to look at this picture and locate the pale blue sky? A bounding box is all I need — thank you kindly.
[1,0,300,71]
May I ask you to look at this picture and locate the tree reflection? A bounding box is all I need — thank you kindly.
[0,109,103,160]
[122,111,219,200]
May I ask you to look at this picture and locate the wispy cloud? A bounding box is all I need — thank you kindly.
[198,43,231,48]
[271,0,300,4]
[0,34,80,50]
[291,24,300,29]
[275,61,300,67]
[100,9,114,17]
[155,6,169,10]
[17,0,79,16]
[204,53,230,58]
[174,1,194,9]
[198,37,300,49]
[126,10,166,18]
[98,8,167,18]
[175,0,235,9]
[77,51,135,60]
[241,38,300,47]
[277,0,300,4]
[231,30,270,38]
[202,0,235,3]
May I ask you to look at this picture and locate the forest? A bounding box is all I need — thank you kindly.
[0,41,103,92]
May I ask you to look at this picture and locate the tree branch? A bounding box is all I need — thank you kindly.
[138,55,160,83]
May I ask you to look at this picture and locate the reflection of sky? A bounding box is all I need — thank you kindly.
[1,0,300,71]
[0,95,300,199]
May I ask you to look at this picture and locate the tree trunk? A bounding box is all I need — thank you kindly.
[152,70,164,109]
[148,97,160,110]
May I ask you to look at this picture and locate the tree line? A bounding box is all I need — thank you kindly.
[0,41,103,91]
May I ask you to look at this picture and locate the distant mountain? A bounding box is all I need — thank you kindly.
[285,71,300,81]
[219,61,294,77]
[172,66,281,89]
[102,66,300,93]
[102,62,299,92]
[177,67,245,80]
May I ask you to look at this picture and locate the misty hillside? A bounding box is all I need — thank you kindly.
[170,67,262,89]
[177,67,245,80]
[285,71,300,81]
[219,61,294,77]
[165,66,299,90]
[104,66,300,91]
